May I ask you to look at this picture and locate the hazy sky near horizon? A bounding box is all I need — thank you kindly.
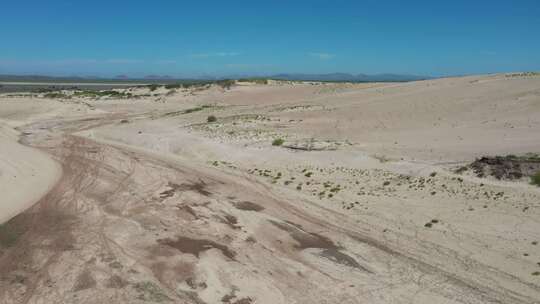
[1,0,539,77]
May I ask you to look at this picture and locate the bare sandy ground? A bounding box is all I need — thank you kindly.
[0,74,539,303]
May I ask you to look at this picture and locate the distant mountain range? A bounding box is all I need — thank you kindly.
[269,73,430,82]
[141,75,174,80]
[0,73,431,83]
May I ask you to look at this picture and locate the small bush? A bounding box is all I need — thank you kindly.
[238,78,268,85]
[207,115,217,123]
[531,171,540,187]
[272,138,284,146]
[43,92,69,99]
[147,84,160,92]
[216,79,235,90]
[165,83,183,89]
[73,90,132,99]
[455,166,468,174]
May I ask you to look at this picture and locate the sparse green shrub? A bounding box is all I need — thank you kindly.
[455,166,468,174]
[207,115,217,123]
[238,78,268,85]
[73,90,132,99]
[133,281,170,302]
[148,84,160,92]
[216,79,235,90]
[329,186,341,193]
[182,82,205,89]
[0,224,22,248]
[272,138,284,146]
[531,171,540,187]
[43,92,69,99]
[36,88,55,93]
[165,83,183,89]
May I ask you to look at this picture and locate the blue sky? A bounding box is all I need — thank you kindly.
[1,0,539,77]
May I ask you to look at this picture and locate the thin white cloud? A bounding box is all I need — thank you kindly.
[190,52,240,58]
[104,59,144,64]
[225,63,272,68]
[0,58,144,66]
[154,60,177,64]
[0,59,28,65]
[50,59,99,65]
[309,52,335,60]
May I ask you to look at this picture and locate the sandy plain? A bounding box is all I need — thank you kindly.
[0,74,539,303]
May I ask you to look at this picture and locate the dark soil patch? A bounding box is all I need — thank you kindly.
[0,198,76,279]
[177,204,199,219]
[158,236,236,260]
[159,183,179,199]
[221,292,236,303]
[269,220,367,271]
[178,181,212,196]
[73,270,96,291]
[150,260,195,291]
[0,221,27,249]
[221,289,253,304]
[223,214,240,229]
[233,298,253,304]
[233,201,264,212]
[270,220,337,250]
[319,248,372,272]
[160,181,212,199]
[106,275,128,289]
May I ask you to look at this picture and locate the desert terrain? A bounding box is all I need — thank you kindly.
[0,73,540,303]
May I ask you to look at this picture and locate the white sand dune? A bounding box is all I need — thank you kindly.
[0,122,61,224]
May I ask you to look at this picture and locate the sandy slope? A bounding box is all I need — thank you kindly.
[0,122,61,224]
[0,74,539,303]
